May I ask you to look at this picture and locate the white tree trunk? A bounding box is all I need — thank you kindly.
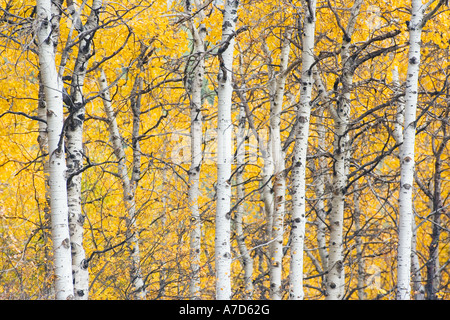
[312,68,330,279]
[289,0,317,300]
[326,0,363,300]
[65,0,102,300]
[235,103,254,299]
[397,0,425,300]
[267,29,291,300]
[37,77,54,297]
[36,0,74,300]
[98,69,146,299]
[185,2,206,298]
[392,65,426,300]
[215,0,239,300]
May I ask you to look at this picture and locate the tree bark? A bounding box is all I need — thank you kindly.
[326,0,363,300]
[267,28,291,300]
[215,0,239,300]
[235,103,254,299]
[289,0,317,300]
[65,0,103,300]
[184,0,207,299]
[98,69,147,299]
[397,0,426,300]
[36,0,74,300]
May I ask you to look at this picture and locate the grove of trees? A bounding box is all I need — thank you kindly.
[0,0,449,300]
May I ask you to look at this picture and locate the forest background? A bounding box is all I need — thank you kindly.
[0,0,449,300]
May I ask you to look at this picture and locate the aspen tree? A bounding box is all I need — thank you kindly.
[65,0,103,300]
[98,69,147,299]
[215,0,239,300]
[289,0,317,300]
[325,0,363,300]
[264,27,292,300]
[312,68,330,282]
[36,0,64,295]
[36,0,74,300]
[235,102,254,299]
[232,50,255,299]
[184,0,207,299]
[392,66,425,300]
[397,0,445,300]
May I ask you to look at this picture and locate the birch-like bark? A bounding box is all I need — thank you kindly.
[36,0,74,300]
[184,0,207,299]
[391,66,426,300]
[37,77,54,297]
[235,103,254,299]
[65,0,102,300]
[326,0,363,300]
[98,69,146,299]
[266,28,291,300]
[397,0,427,300]
[215,0,239,300]
[312,69,330,279]
[289,0,316,300]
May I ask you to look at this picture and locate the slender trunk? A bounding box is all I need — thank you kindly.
[392,66,425,300]
[312,68,329,281]
[267,29,291,300]
[215,0,239,300]
[98,69,146,299]
[397,0,425,300]
[37,76,53,297]
[289,1,316,300]
[185,1,207,299]
[235,103,254,299]
[326,0,363,300]
[65,0,102,300]
[36,0,74,300]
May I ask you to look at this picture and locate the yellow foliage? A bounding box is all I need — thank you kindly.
[0,0,449,300]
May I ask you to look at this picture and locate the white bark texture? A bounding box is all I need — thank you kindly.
[235,103,254,299]
[36,0,74,300]
[215,0,239,300]
[312,68,329,278]
[37,76,54,297]
[397,0,425,300]
[98,69,147,299]
[326,0,363,300]
[189,26,206,298]
[267,29,291,300]
[289,0,317,300]
[185,2,206,298]
[66,0,103,300]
